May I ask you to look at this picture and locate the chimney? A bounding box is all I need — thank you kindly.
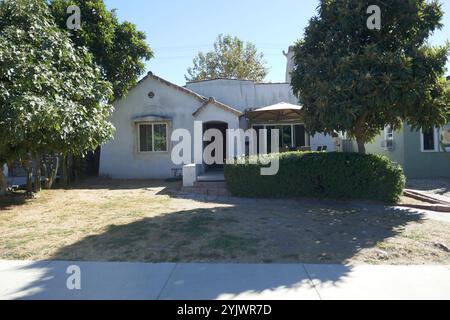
[283,46,295,83]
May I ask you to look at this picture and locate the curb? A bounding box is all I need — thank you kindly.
[397,203,450,213]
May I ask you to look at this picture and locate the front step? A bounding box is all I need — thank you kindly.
[182,181,230,196]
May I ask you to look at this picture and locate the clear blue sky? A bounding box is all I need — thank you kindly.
[105,0,450,86]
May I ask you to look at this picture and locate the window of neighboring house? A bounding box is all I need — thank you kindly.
[441,123,450,151]
[383,126,394,150]
[421,127,439,152]
[138,123,168,152]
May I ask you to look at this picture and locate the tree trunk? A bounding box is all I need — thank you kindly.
[62,154,69,188]
[42,158,49,189]
[33,154,42,193]
[68,154,73,184]
[0,164,6,196]
[354,112,368,154]
[48,156,59,189]
[71,155,79,183]
[355,134,366,154]
[26,166,33,195]
[23,153,34,194]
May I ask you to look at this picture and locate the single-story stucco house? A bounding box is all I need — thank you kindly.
[99,73,336,180]
[99,47,450,181]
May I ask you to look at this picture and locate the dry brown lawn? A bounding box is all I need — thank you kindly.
[0,178,449,265]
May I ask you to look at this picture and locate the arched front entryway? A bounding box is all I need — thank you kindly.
[203,121,228,170]
[192,97,243,173]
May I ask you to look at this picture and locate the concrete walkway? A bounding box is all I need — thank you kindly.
[393,206,450,223]
[1,260,449,300]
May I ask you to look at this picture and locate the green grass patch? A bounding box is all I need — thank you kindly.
[206,235,259,253]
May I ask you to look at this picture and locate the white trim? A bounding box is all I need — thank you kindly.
[193,98,243,117]
[384,126,393,142]
[420,127,439,153]
[137,122,170,153]
[132,115,171,123]
[381,125,394,151]
[441,123,450,151]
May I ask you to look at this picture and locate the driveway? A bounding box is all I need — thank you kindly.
[1,260,449,300]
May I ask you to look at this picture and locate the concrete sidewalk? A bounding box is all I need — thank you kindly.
[0,260,449,300]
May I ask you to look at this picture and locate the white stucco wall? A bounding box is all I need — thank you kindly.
[100,77,205,179]
[186,80,298,111]
[194,103,240,130]
[310,134,336,152]
[100,77,241,179]
[284,46,295,83]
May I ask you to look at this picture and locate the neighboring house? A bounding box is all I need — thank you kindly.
[99,48,336,179]
[366,123,450,179]
[366,76,450,179]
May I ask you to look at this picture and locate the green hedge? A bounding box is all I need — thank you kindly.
[224,152,405,202]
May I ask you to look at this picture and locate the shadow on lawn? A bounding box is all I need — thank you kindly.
[0,193,27,211]
[7,198,425,299]
[52,205,424,264]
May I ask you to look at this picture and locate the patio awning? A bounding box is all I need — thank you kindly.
[246,102,303,122]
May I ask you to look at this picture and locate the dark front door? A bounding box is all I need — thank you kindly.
[203,122,228,170]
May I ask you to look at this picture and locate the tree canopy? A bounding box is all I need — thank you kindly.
[0,0,114,191]
[291,0,450,153]
[49,0,153,100]
[186,34,268,82]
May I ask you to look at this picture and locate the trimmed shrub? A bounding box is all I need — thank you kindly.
[224,152,405,203]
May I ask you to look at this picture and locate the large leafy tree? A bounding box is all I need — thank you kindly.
[0,0,114,193]
[49,0,153,100]
[291,0,450,153]
[186,34,268,82]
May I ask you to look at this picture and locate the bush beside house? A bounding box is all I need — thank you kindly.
[224,152,406,203]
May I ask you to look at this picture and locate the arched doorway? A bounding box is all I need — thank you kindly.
[203,121,228,170]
